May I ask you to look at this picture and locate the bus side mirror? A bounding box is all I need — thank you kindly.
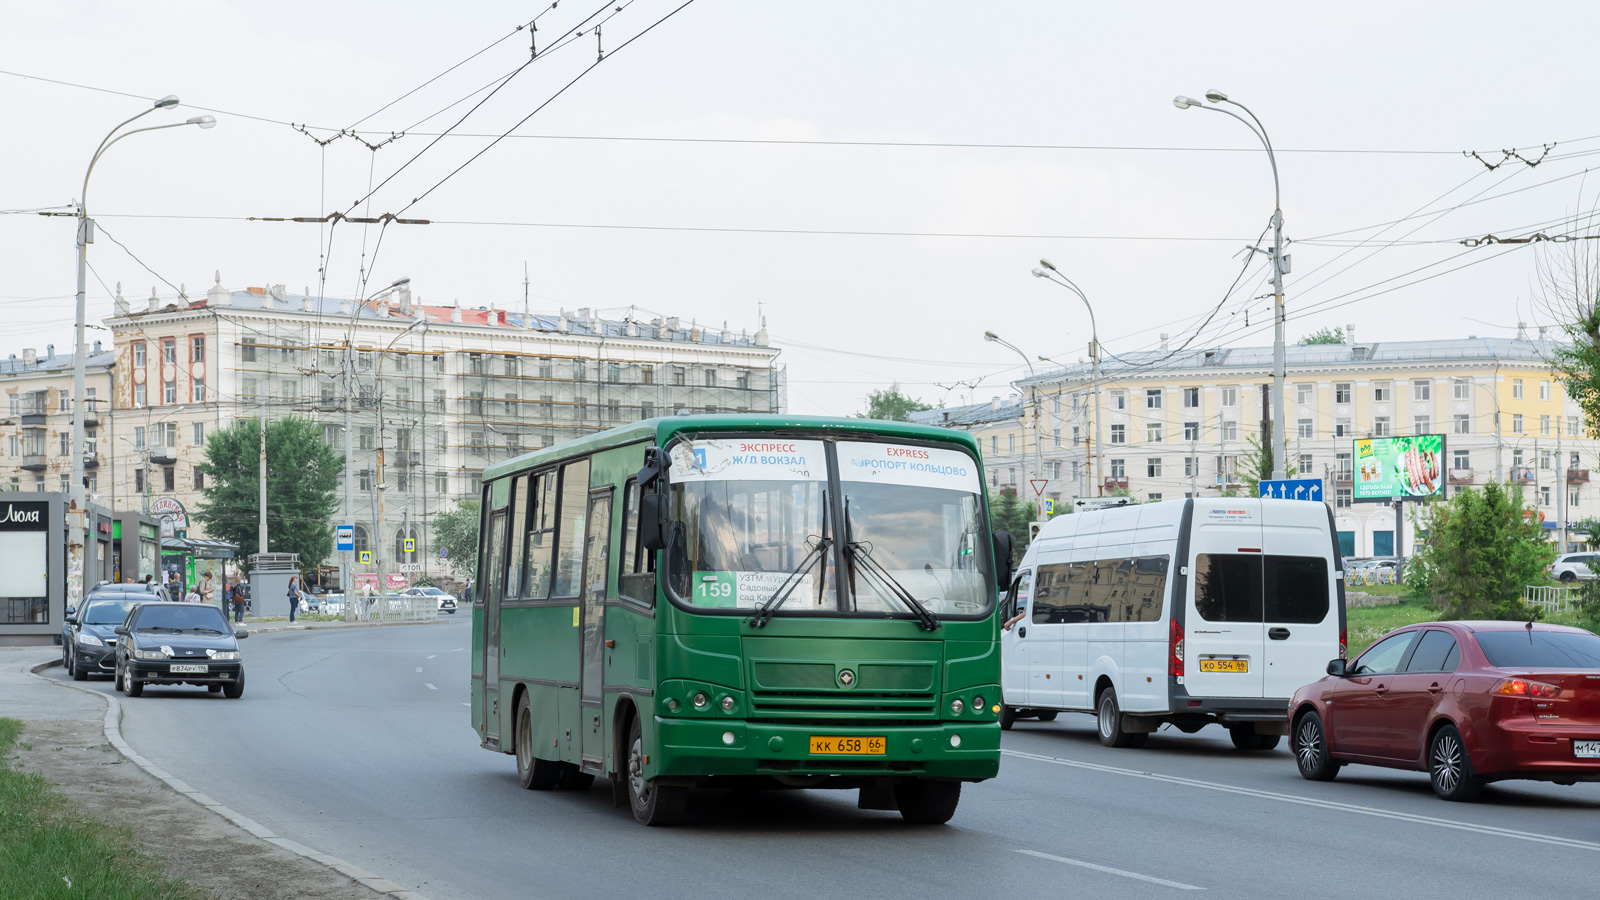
[992,531,1014,589]
[640,493,668,551]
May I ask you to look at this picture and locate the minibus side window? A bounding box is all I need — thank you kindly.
[1263,556,1329,624]
[1194,554,1263,623]
[1031,565,1066,624]
[1118,556,1168,623]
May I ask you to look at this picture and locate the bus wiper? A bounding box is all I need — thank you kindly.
[748,536,832,629]
[844,502,940,631]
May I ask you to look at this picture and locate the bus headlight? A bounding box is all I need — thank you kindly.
[972,696,984,712]
[950,699,964,715]
[720,696,735,713]
[692,692,709,710]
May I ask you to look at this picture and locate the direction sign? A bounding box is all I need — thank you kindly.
[1029,479,1050,497]
[1258,478,1324,502]
[359,550,373,565]
[336,524,354,552]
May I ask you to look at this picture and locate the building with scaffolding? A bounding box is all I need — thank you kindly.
[102,274,785,586]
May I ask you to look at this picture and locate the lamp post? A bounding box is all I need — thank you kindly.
[984,331,1045,521]
[1174,89,1287,480]
[374,317,429,611]
[71,97,214,607]
[341,278,409,616]
[1033,263,1104,495]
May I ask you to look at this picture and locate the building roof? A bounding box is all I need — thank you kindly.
[0,348,116,377]
[908,397,1024,428]
[1019,336,1568,386]
[111,281,774,351]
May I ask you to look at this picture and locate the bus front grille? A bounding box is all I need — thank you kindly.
[750,691,937,718]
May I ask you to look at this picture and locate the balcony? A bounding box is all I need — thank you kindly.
[83,454,100,470]
[1510,466,1537,483]
[79,400,100,427]
[1570,469,1591,484]
[1448,467,1474,485]
[1334,471,1353,486]
[393,451,422,467]
[147,445,176,465]
[18,404,47,427]
[19,454,46,471]
[1103,476,1129,491]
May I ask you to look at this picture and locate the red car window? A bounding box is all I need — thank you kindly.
[1403,630,1458,673]
[1353,631,1418,675]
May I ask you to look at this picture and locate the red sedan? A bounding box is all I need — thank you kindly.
[1288,621,1600,800]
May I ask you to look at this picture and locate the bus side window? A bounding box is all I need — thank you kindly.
[619,477,656,605]
[506,474,529,600]
[525,472,557,600]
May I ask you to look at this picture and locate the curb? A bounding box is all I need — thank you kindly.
[245,617,450,636]
[23,658,435,900]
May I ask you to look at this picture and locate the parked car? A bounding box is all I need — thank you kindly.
[1289,621,1600,800]
[1549,552,1599,583]
[64,595,149,680]
[396,586,458,613]
[113,602,248,699]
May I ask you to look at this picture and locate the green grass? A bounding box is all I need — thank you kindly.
[0,718,206,900]
[1344,583,1410,596]
[1345,603,1444,657]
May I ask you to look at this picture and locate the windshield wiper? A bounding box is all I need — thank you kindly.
[748,536,832,628]
[844,500,940,631]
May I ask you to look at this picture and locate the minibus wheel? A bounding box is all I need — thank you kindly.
[1096,687,1146,748]
[1000,706,1017,730]
[1228,725,1280,751]
[1034,710,1058,723]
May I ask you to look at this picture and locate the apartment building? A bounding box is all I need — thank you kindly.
[919,328,1596,558]
[101,274,785,579]
[0,344,115,496]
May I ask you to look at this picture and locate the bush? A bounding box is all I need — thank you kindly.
[1408,482,1554,620]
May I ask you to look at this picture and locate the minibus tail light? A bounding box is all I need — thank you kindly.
[1168,618,1184,678]
[1339,628,1347,659]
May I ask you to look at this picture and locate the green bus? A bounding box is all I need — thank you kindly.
[471,414,1013,825]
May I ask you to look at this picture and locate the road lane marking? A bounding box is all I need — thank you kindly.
[1014,849,1202,890]
[1003,749,1600,853]
[462,702,470,706]
[452,648,464,652]
[426,654,437,659]
[424,683,437,690]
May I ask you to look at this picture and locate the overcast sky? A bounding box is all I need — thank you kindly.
[4,1,1599,415]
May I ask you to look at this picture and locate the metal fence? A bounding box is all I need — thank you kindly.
[1524,585,1583,615]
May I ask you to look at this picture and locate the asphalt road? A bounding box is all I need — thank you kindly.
[51,619,1600,900]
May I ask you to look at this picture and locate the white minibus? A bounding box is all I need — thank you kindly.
[998,497,1346,749]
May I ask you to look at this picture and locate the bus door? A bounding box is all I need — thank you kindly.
[579,490,613,766]
[483,508,509,747]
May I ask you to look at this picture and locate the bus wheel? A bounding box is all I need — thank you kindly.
[626,717,686,826]
[999,706,1017,731]
[895,779,961,825]
[515,695,561,790]
[1034,710,1058,723]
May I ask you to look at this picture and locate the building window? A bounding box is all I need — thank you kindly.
[163,380,176,404]
[1414,415,1430,435]
[1373,416,1390,436]
[1513,379,1524,399]
[1183,387,1200,408]
[991,436,999,456]
[609,400,622,421]
[1052,396,1062,415]
[322,424,340,445]
[1296,384,1314,405]
[1147,493,1162,502]
[359,426,374,450]
[1147,458,1162,477]
[503,393,516,415]
[1297,419,1314,439]
[1147,423,1163,443]
[641,401,655,420]
[434,389,446,412]
[1541,380,1551,401]
[1569,415,1581,436]
[1110,424,1126,444]
[1184,456,1198,477]
[1373,381,1391,402]
[704,369,717,387]
[193,422,205,446]
[1514,449,1524,468]
[1450,448,1470,470]
[1071,425,1080,445]
[193,470,204,491]
[134,426,146,449]
[1221,386,1238,407]
[1146,389,1162,409]
[1183,421,1199,441]
[1335,383,1352,404]
[1008,434,1016,454]
[133,342,147,368]
[1336,452,1353,477]
[672,366,685,386]
[191,335,205,363]
[358,469,372,492]
[133,383,146,408]
[1110,459,1125,478]
[1298,454,1313,474]
[1452,380,1470,401]
[1007,467,1016,485]
[1111,391,1126,411]
[1512,414,1524,434]
[135,469,144,493]
[1541,415,1551,435]
[1221,420,1239,442]
[191,378,206,402]
[1334,418,1351,438]
[1541,450,1553,470]
[1573,488,1583,508]
[1336,488,1352,508]
[1052,427,1061,448]
[1217,455,1237,484]
[163,466,175,492]
[59,432,69,456]
[1413,379,1431,401]
[435,472,449,494]
[1541,485,1552,507]
[607,361,621,383]
[161,338,176,364]
[641,365,654,385]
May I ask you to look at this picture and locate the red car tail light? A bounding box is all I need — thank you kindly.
[1493,678,1561,699]
[1169,618,1184,678]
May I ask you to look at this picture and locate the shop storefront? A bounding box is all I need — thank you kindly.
[112,512,161,584]
[0,493,65,646]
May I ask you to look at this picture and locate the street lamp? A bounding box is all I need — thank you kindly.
[1174,88,1288,480]
[1032,262,1105,496]
[984,331,1045,521]
[70,96,214,608]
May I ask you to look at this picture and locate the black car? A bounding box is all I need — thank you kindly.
[64,595,151,680]
[113,602,249,698]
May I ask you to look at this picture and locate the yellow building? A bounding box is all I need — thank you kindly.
[915,330,1592,557]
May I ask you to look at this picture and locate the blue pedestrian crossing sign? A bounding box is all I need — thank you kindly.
[336,524,354,552]
[1258,479,1323,501]
[1043,498,1056,516]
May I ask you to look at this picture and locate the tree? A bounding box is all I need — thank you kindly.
[1297,327,1345,345]
[858,384,933,422]
[1538,230,1600,438]
[194,416,343,573]
[1238,427,1297,497]
[987,488,1033,563]
[433,499,481,576]
[1408,482,1554,619]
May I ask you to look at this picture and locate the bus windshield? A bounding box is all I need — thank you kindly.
[665,437,992,617]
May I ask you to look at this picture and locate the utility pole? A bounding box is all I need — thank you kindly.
[1218,410,1228,494]
[1091,338,1103,496]
[1190,435,1199,498]
[257,391,267,554]
[1558,420,1567,555]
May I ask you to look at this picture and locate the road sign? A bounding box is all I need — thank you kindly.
[359,550,373,565]
[399,562,422,573]
[1258,479,1324,502]
[1043,498,1056,516]
[1029,479,1049,497]
[439,547,449,558]
[404,537,415,553]
[336,524,354,552]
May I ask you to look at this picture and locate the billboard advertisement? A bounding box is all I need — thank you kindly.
[1353,434,1446,502]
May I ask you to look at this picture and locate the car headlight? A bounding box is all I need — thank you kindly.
[136,648,168,660]
[207,650,240,661]
[77,633,104,647]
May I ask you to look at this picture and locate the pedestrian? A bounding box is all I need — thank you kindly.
[198,571,215,606]
[463,576,474,605]
[230,579,246,623]
[287,574,300,623]
[184,586,202,603]
[361,580,375,618]
[166,571,182,603]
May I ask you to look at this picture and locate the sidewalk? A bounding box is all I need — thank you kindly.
[242,616,448,635]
